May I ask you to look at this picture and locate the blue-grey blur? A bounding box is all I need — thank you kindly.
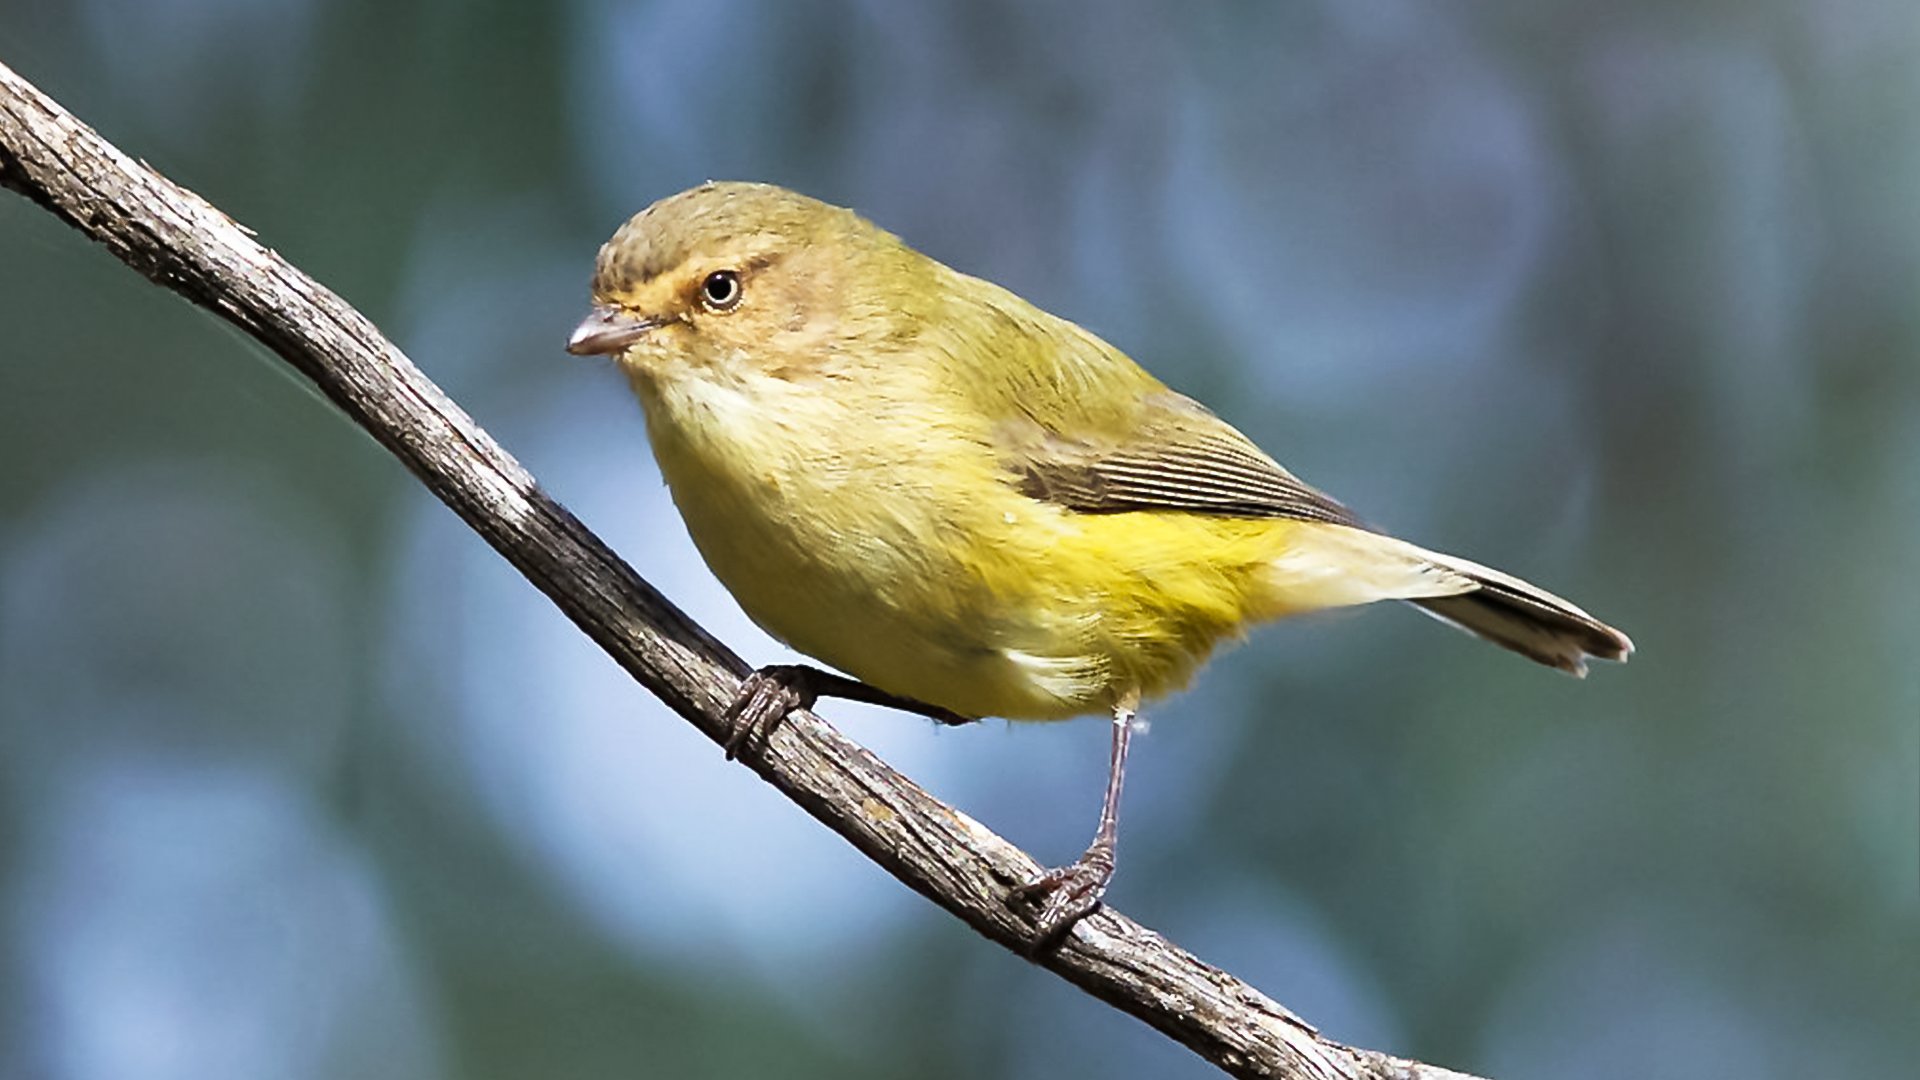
[1,2,1914,1078]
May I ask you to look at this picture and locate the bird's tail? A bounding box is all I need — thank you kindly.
[1265,525,1633,677]
[1404,548,1632,676]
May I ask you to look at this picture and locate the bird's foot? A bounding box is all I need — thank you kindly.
[724,664,976,759]
[723,664,816,760]
[1012,842,1115,954]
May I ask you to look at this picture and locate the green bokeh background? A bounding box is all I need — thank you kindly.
[1,2,1914,1078]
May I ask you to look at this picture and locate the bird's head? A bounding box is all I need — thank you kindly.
[567,181,929,383]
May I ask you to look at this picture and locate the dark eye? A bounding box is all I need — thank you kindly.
[700,269,742,311]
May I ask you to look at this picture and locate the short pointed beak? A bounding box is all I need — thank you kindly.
[567,305,662,356]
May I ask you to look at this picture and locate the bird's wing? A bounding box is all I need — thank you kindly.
[1001,389,1364,527]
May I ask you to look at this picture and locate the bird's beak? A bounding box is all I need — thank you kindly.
[566,305,662,356]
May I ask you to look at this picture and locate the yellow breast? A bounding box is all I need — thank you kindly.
[627,364,1293,721]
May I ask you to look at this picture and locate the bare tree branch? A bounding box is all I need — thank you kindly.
[0,58,1486,1080]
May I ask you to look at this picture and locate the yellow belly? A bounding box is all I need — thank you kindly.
[631,368,1298,720]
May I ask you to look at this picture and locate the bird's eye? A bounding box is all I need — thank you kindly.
[699,269,742,311]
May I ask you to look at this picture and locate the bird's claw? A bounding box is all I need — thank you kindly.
[723,665,815,760]
[1013,846,1115,953]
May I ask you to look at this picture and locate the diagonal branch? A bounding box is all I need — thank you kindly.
[0,58,1486,1080]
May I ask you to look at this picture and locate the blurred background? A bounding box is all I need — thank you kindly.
[1,1,1915,1077]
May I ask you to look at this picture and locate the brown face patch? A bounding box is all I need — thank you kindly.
[595,273,688,324]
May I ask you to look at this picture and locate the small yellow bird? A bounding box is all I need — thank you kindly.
[568,181,1631,946]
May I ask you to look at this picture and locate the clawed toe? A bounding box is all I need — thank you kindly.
[1013,852,1115,952]
[723,665,979,759]
[724,666,812,759]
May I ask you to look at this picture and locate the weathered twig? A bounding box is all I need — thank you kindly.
[0,57,1485,1080]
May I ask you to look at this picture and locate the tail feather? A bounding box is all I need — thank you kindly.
[1264,525,1632,676]
[1406,550,1632,677]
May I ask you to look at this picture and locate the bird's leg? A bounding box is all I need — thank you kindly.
[1014,691,1139,951]
[724,663,975,760]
